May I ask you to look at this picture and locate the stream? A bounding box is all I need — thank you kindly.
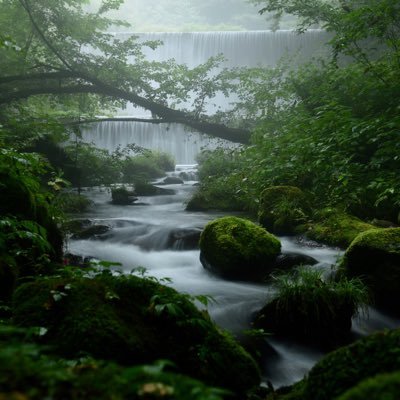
[67,165,400,388]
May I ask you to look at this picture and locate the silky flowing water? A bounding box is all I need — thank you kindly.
[67,167,399,388]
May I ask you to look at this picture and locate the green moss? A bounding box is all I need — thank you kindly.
[13,273,260,394]
[258,186,309,235]
[341,228,400,311]
[302,329,400,400]
[199,216,281,280]
[254,268,369,348]
[0,325,229,400]
[306,209,376,247]
[337,371,400,400]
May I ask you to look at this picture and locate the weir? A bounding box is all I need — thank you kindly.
[81,30,331,162]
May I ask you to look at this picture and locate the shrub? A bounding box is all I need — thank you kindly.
[258,186,309,235]
[53,192,92,213]
[254,267,370,347]
[122,151,176,183]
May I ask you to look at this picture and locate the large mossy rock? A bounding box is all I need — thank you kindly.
[337,371,400,400]
[300,329,400,400]
[258,186,308,235]
[199,216,281,280]
[306,209,375,248]
[13,274,260,394]
[0,326,229,400]
[341,227,400,312]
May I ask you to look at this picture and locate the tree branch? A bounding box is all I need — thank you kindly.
[0,83,250,144]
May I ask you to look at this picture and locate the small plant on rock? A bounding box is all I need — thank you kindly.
[254,267,370,347]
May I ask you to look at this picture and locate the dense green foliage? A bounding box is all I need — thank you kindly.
[193,0,400,222]
[258,186,308,235]
[1,0,400,398]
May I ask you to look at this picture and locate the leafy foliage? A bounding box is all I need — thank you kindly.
[194,1,400,221]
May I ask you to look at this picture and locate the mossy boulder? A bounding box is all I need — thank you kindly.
[300,329,400,400]
[111,187,137,205]
[337,371,400,400]
[0,326,229,400]
[258,186,308,235]
[199,216,281,280]
[253,269,367,348]
[13,274,260,394]
[341,227,400,312]
[134,180,175,196]
[307,209,375,248]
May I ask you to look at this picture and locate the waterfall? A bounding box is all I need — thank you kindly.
[80,121,232,164]
[83,30,331,162]
[119,29,332,68]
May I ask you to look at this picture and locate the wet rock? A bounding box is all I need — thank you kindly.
[13,274,261,394]
[111,187,137,205]
[134,180,175,196]
[71,224,110,240]
[133,228,202,251]
[63,253,94,268]
[163,176,184,184]
[272,252,318,271]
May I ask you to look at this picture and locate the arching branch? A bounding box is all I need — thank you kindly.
[0,76,251,144]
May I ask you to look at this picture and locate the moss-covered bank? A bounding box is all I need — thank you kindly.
[13,273,260,394]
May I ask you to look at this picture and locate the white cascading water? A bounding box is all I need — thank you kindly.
[120,29,332,68]
[80,121,231,164]
[81,30,332,163]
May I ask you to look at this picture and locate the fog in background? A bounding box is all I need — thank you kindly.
[87,0,298,32]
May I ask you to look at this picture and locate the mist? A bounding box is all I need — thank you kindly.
[87,0,297,32]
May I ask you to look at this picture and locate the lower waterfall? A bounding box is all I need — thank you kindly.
[80,121,234,164]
